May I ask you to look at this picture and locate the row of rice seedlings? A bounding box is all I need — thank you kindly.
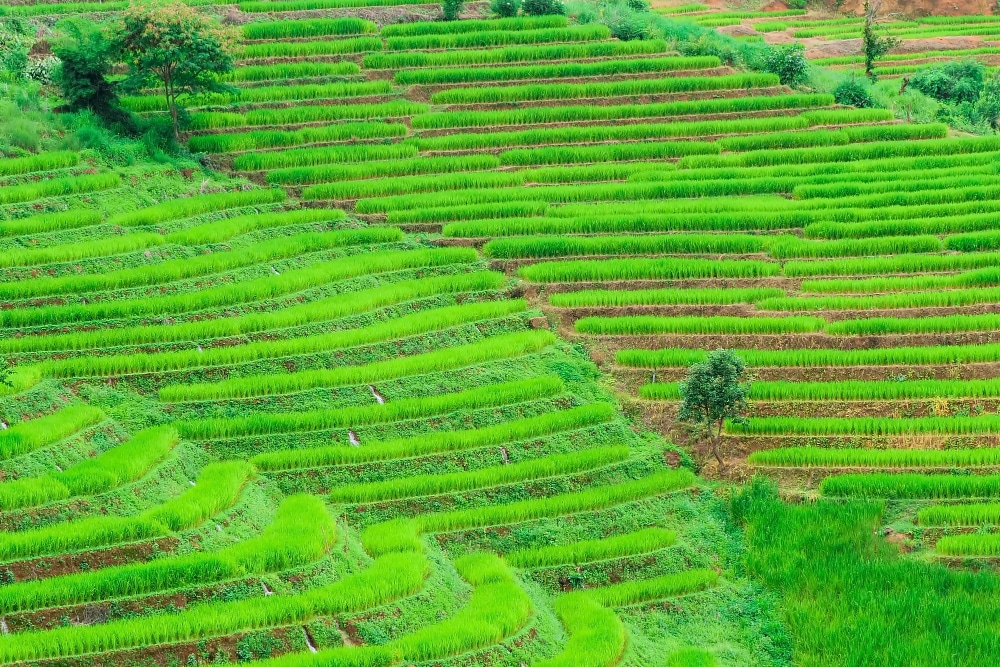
[240,36,383,60]
[758,286,1000,312]
[483,233,779,258]
[575,315,825,335]
[794,183,1000,214]
[396,55,720,85]
[767,234,942,259]
[0,226,370,301]
[409,93,835,129]
[178,375,564,440]
[820,474,1000,499]
[38,299,520,379]
[0,427,178,512]
[430,73,781,104]
[917,503,1000,526]
[0,495,334,614]
[1,232,166,268]
[187,121,406,153]
[519,257,779,283]
[385,25,611,51]
[267,154,500,185]
[232,144,417,171]
[794,173,999,200]
[805,211,1000,240]
[241,0,443,10]
[0,151,77,176]
[363,40,668,69]
[0,0,129,15]
[188,100,425,131]
[108,188,285,226]
[741,378,1000,401]
[546,196,795,218]
[219,62,361,83]
[716,123,947,152]
[944,229,1000,252]
[798,273,969,294]
[0,173,120,205]
[615,343,1000,368]
[406,115,810,151]
[363,468,696,556]
[505,527,677,568]
[935,534,1000,557]
[2,271,499,356]
[499,141,720,166]
[381,15,567,37]
[586,569,719,608]
[251,403,616,470]
[0,246,473,328]
[0,461,253,563]
[729,416,1000,436]
[329,446,630,503]
[164,207,346,245]
[782,251,1000,278]
[749,447,1000,468]
[122,81,392,113]
[827,313,1000,336]
[550,287,784,307]
[386,201,548,224]
[303,171,525,200]
[0,404,104,460]
[811,47,1000,65]
[0,210,101,237]
[533,592,624,667]
[680,136,1000,169]
[160,329,554,401]
[241,17,376,39]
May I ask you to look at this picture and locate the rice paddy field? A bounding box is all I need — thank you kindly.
[6,0,1000,665]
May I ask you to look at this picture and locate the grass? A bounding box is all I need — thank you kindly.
[506,527,677,567]
[0,404,104,460]
[617,344,1000,368]
[576,315,824,335]
[820,474,1000,499]
[484,234,776,259]
[519,257,778,282]
[550,287,783,307]
[749,447,1000,468]
[187,122,406,153]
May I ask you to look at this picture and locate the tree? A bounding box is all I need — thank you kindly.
[442,0,464,20]
[862,0,898,81]
[676,349,751,470]
[117,1,237,139]
[51,18,121,119]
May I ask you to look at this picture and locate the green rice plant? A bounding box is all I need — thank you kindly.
[782,252,1000,278]
[303,171,524,200]
[945,229,1000,252]
[917,503,1000,526]
[431,73,780,104]
[798,274,961,293]
[759,286,1000,312]
[747,379,1000,401]
[178,375,563,440]
[0,151,77,176]
[0,461,253,562]
[718,129,850,152]
[386,201,548,225]
[160,329,554,401]
[165,208,346,245]
[240,36,383,59]
[0,1,128,15]
[0,173,120,205]
[382,15,566,37]
[484,233,777,259]
[506,527,676,568]
[793,173,1000,200]
[40,299,522,378]
[519,257,779,282]
[363,469,695,557]
[187,122,406,153]
[749,447,1000,468]
[0,209,101,237]
[827,313,1000,335]
[805,211,1000,240]
[363,40,668,69]
[533,592,625,667]
[241,0,434,10]
[499,141,720,166]
[396,56,720,85]
[233,144,417,171]
[54,426,179,496]
[330,446,630,503]
[767,235,942,259]
[0,246,472,329]
[108,189,285,227]
[666,648,719,667]
[188,101,426,131]
[0,495,334,614]
[0,232,165,268]
[820,473,1000,499]
[123,82,390,113]
[0,404,104,460]
[0,475,69,513]
[0,270,494,355]
[267,155,500,185]
[575,315,825,335]
[935,534,1000,557]
[241,17,376,39]
[385,26,611,51]
[587,569,719,607]
[220,62,361,83]
[410,93,835,129]
[251,403,616,470]
[730,416,1000,436]
[798,108,895,124]
[550,287,783,307]
[0,229,384,301]
[408,116,809,151]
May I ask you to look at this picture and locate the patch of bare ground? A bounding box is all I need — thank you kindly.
[750,465,1000,489]
[803,36,987,60]
[363,52,692,78]
[185,95,397,114]
[822,0,996,17]
[223,1,489,27]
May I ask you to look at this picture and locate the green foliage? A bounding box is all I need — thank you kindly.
[491,0,521,17]
[506,527,676,567]
[0,404,104,460]
[833,77,876,107]
[523,0,565,15]
[678,349,750,467]
[753,43,808,86]
[50,18,121,119]
[442,0,464,20]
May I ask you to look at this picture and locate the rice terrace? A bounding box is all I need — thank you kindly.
[6,0,1000,663]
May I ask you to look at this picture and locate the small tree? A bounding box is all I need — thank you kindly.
[490,0,520,17]
[677,349,751,470]
[862,0,898,81]
[442,0,464,20]
[51,18,121,119]
[117,1,237,139]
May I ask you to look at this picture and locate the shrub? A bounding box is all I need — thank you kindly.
[756,43,808,85]
[523,0,564,14]
[491,0,520,16]
[442,0,463,19]
[833,78,876,107]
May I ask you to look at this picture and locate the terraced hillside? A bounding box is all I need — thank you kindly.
[10,1,1000,665]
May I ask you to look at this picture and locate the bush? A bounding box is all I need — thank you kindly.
[911,60,985,105]
[490,0,520,16]
[442,0,464,18]
[757,43,808,85]
[834,77,876,107]
[523,0,564,15]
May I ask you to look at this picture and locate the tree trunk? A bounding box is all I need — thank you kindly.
[711,418,725,471]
